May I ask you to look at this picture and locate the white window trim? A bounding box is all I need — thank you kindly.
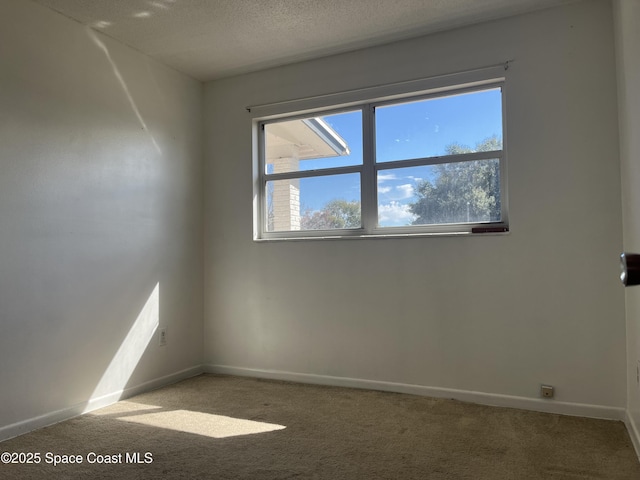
[252,66,509,241]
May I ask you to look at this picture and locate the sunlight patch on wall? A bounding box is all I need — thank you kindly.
[92,20,112,29]
[86,28,162,154]
[85,283,160,410]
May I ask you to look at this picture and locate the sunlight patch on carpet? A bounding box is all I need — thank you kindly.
[115,410,286,438]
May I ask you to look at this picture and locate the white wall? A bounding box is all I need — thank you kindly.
[0,0,627,443]
[204,0,626,414]
[615,0,640,446]
[0,0,203,439]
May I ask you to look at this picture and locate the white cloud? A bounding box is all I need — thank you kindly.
[378,201,417,226]
[377,173,396,183]
[378,186,392,194]
[396,184,414,199]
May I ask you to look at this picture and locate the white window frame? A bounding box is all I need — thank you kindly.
[252,67,509,241]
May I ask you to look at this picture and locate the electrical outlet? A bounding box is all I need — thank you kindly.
[541,385,554,398]
[159,327,167,346]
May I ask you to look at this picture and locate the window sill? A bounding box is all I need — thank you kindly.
[254,227,509,242]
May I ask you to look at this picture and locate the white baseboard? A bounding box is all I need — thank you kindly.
[625,410,640,460]
[204,364,627,422]
[3,364,632,448]
[0,365,203,443]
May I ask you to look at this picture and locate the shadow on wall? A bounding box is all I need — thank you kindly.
[81,27,164,407]
[0,16,175,441]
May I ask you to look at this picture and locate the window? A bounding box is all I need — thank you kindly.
[254,77,507,240]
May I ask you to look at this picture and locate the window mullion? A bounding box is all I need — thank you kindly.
[361,104,376,233]
[264,164,362,182]
[375,150,502,171]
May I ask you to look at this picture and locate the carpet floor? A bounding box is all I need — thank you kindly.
[1,374,639,479]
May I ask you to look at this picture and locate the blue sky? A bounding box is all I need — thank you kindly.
[296,88,502,226]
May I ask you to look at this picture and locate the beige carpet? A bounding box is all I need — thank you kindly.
[1,374,639,479]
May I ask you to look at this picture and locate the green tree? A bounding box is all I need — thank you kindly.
[301,199,361,230]
[409,136,502,225]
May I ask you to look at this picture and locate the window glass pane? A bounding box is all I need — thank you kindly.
[264,110,362,174]
[375,88,502,163]
[377,159,501,227]
[266,173,361,232]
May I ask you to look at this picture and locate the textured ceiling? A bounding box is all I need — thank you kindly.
[34,0,578,81]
